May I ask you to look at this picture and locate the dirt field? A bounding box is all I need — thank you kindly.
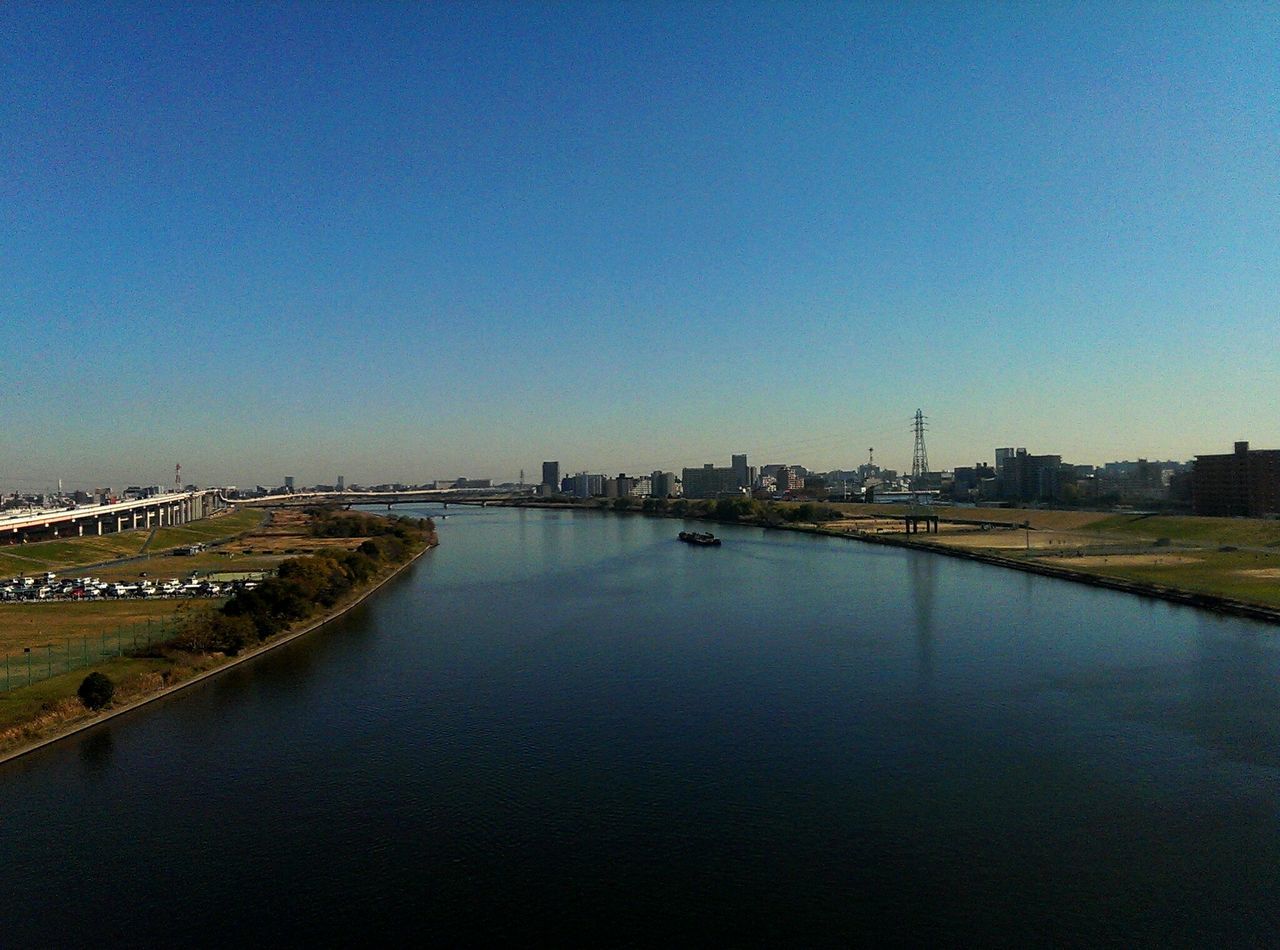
[841,504,1113,532]
[1055,554,1204,568]
[1236,568,1280,580]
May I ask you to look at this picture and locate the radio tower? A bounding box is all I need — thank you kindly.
[911,409,930,482]
[175,463,182,491]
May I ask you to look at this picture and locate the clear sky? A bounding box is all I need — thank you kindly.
[3,2,1276,490]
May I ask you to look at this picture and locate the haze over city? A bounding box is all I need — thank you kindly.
[4,3,1276,491]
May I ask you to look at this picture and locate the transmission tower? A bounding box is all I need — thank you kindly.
[911,409,929,481]
[518,469,525,488]
[175,462,182,491]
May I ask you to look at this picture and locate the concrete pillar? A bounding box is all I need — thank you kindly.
[97,520,103,536]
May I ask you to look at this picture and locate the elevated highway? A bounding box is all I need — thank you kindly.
[0,490,228,545]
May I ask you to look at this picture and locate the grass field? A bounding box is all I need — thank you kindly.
[800,502,1280,610]
[0,534,147,576]
[1044,548,1280,608]
[1086,514,1280,548]
[0,600,188,654]
[0,507,266,578]
[145,508,265,553]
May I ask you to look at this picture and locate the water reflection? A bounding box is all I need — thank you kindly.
[908,551,937,688]
[77,729,114,772]
[1190,613,1280,767]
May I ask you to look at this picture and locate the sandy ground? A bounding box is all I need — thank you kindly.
[1055,554,1203,568]
[1236,568,1280,579]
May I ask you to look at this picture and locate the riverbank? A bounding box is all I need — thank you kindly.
[0,513,437,765]
[845,528,1280,624]
[501,498,1280,626]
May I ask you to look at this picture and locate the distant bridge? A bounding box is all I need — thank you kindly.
[237,488,537,509]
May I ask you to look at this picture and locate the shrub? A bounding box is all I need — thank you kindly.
[77,672,115,710]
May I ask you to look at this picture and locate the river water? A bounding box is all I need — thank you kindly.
[2,506,1279,945]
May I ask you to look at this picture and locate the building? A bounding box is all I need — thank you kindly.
[998,450,1065,502]
[569,473,604,498]
[731,454,749,488]
[1193,442,1280,517]
[336,475,345,492]
[284,476,295,492]
[994,448,1022,474]
[775,465,802,494]
[542,462,561,492]
[651,471,678,498]
[682,464,741,499]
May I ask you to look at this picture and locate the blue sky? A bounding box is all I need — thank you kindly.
[3,2,1276,490]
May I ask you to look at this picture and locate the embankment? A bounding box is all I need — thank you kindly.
[0,537,436,767]
[503,499,1280,627]
[846,529,1280,625]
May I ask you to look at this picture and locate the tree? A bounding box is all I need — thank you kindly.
[78,672,115,710]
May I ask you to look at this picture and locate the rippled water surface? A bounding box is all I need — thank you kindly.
[3,506,1280,945]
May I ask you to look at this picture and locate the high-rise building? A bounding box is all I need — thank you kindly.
[336,475,345,492]
[731,454,749,488]
[284,476,295,492]
[651,471,677,498]
[542,461,561,491]
[998,449,1064,502]
[1193,441,1280,517]
[994,448,1021,473]
[683,464,741,499]
[570,472,604,498]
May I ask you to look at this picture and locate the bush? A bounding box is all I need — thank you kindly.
[77,672,115,710]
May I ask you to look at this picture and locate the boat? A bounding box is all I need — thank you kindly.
[678,531,721,546]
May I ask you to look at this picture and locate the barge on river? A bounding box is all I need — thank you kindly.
[678,531,722,547]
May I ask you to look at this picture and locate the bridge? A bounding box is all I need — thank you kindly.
[0,490,229,546]
[237,488,537,509]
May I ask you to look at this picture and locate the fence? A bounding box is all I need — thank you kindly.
[1,620,179,693]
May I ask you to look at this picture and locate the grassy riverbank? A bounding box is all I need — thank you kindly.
[0,507,265,577]
[504,496,1280,618]
[0,507,436,757]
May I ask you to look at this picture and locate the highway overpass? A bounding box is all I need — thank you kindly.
[0,490,228,545]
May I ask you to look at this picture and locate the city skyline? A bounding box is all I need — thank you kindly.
[0,434,1231,498]
[4,4,1276,490]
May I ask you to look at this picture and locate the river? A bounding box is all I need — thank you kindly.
[2,506,1279,945]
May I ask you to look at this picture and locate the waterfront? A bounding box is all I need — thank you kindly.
[2,506,1279,944]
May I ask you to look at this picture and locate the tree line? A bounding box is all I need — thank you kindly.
[171,510,435,656]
